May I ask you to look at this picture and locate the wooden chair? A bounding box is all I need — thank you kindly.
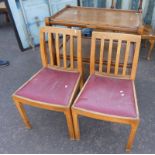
[12,26,83,140]
[142,25,155,60]
[0,2,9,23]
[72,31,141,151]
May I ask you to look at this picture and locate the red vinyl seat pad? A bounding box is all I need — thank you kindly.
[15,68,80,106]
[74,75,137,118]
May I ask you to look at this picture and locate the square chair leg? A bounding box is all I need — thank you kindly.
[72,110,80,140]
[126,120,140,152]
[147,40,155,60]
[14,101,32,129]
[65,109,75,140]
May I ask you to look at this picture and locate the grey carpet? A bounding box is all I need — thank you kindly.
[0,24,155,153]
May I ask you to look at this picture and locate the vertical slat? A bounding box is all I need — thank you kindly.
[122,41,130,76]
[114,39,122,75]
[99,39,104,73]
[48,33,54,65]
[40,30,48,67]
[90,35,96,75]
[77,32,82,74]
[90,31,141,79]
[131,41,141,80]
[107,39,113,74]
[70,35,74,69]
[55,33,60,66]
[63,34,67,68]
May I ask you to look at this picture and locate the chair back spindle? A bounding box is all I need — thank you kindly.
[90,32,141,80]
[40,26,82,74]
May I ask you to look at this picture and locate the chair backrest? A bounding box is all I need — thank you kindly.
[40,26,82,74]
[90,31,141,80]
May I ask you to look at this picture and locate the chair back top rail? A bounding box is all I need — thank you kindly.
[40,26,82,74]
[90,31,141,80]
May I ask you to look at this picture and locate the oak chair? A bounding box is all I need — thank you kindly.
[72,31,141,151]
[142,25,155,60]
[12,26,83,140]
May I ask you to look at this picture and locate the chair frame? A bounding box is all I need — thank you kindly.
[0,2,9,23]
[142,25,155,60]
[12,26,83,140]
[72,31,141,151]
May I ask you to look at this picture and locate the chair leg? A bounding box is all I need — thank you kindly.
[14,101,32,129]
[147,40,155,60]
[80,78,84,90]
[144,40,147,48]
[5,12,10,23]
[126,121,139,152]
[80,65,84,90]
[65,109,75,140]
[72,110,80,140]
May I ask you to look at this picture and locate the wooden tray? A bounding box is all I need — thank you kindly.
[45,5,144,34]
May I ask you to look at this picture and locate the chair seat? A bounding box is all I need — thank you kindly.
[74,75,137,118]
[15,68,80,106]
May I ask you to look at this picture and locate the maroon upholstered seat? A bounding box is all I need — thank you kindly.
[15,68,80,106]
[74,75,137,118]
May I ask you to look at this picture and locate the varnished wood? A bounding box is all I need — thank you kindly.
[56,33,60,66]
[122,41,130,76]
[70,36,74,69]
[131,40,141,80]
[77,33,83,84]
[45,6,144,69]
[99,39,104,73]
[72,111,80,140]
[12,26,83,140]
[147,40,155,60]
[40,30,48,67]
[142,25,155,60]
[89,31,141,79]
[107,39,113,74]
[90,36,96,75]
[14,100,32,129]
[63,34,67,68]
[48,34,54,65]
[40,26,82,74]
[72,31,141,151]
[46,5,144,34]
[0,2,9,23]
[64,109,75,140]
[59,54,132,68]
[126,121,140,152]
[114,39,121,75]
